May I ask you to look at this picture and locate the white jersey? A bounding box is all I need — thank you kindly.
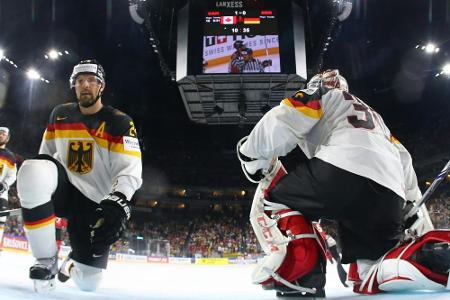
[39,103,142,203]
[240,88,420,201]
[0,148,17,200]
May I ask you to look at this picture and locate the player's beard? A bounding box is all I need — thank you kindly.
[0,140,6,147]
[77,92,98,108]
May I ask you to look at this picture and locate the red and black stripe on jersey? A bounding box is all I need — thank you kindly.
[282,89,323,119]
[0,148,16,169]
[46,103,135,138]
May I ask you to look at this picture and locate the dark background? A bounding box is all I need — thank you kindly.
[0,0,449,206]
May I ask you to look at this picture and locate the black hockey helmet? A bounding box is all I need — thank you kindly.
[241,48,253,55]
[233,40,245,50]
[69,59,105,88]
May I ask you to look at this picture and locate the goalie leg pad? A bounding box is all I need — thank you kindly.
[249,160,327,295]
[251,201,326,294]
[355,230,450,294]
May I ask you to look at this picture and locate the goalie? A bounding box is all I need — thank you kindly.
[238,70,449,297]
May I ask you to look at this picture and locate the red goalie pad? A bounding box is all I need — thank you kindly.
[353,230,450,294]
[261,210,327,287]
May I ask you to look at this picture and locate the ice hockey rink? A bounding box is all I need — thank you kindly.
[0,251,449,300]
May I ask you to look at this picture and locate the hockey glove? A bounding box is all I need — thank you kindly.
[89,192,131,254]
[239,151,271,182]
[0,181,8,194]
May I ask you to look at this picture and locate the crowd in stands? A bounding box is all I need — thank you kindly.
[3,188,449,258]
[109,206,260,258]
[428,192,450,229]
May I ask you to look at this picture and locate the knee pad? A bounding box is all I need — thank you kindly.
[17,159,58,209]
[71,261,103,292]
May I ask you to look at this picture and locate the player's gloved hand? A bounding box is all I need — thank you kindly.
[237,136,276,182]
[89,192,131,254]
[238,151,275,182]
[0,181,8,194]
[240,152,271,177]
[262,59,272,67]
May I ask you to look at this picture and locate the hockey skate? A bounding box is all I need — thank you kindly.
[29,255,58,292]
[58,255,74,283]
[272,259,327,299]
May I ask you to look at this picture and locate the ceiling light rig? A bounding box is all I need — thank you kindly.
[26,68,50,83]
[0,47,51,83]
[0,49,18,68]
[435,63,450,77]
[415,42,440,54]
[415,41,450,78]
[44,48,70,60]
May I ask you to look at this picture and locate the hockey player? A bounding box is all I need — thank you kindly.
[17,59,142,292]
[229,40,246,73]
[238,70,448,297]
[240,48,272,73]
[0,127,17,248]
[230,47,272,73]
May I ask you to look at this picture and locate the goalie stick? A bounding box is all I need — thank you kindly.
[405,158,450,221]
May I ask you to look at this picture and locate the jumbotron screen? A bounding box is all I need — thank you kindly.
[202,9,281,74]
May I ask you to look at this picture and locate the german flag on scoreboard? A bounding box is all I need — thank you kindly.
[244,17,260,24]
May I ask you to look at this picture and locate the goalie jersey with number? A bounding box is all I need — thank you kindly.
[39,103,142,203]
[240,88,420,202]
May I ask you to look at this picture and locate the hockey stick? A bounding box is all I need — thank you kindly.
[0,208,21,217]
[405,159,450,220]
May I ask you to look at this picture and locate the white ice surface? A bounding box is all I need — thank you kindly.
[0,251,449,299]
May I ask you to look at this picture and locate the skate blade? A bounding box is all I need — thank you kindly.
[33,279,56,293]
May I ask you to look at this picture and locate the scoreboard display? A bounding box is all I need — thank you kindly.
[177,0,306,80]
[204,9,278,35]
[203,7,281,74]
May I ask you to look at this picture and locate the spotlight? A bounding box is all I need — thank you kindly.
[0,49,4,60]
[26,68,41,80]
[424,43,439,54]
[442,63,450,75]
[48,49,59,60]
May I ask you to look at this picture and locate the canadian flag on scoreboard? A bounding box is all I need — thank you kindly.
[220,16,237,25]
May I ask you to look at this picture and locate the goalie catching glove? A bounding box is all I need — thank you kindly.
[90,192,131,254]
[237,136,277,183]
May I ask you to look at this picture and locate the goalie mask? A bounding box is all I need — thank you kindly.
[307,69,348,92]
[69,59,105,89]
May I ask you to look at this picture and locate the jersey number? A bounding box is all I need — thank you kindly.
[343,91,375,130]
